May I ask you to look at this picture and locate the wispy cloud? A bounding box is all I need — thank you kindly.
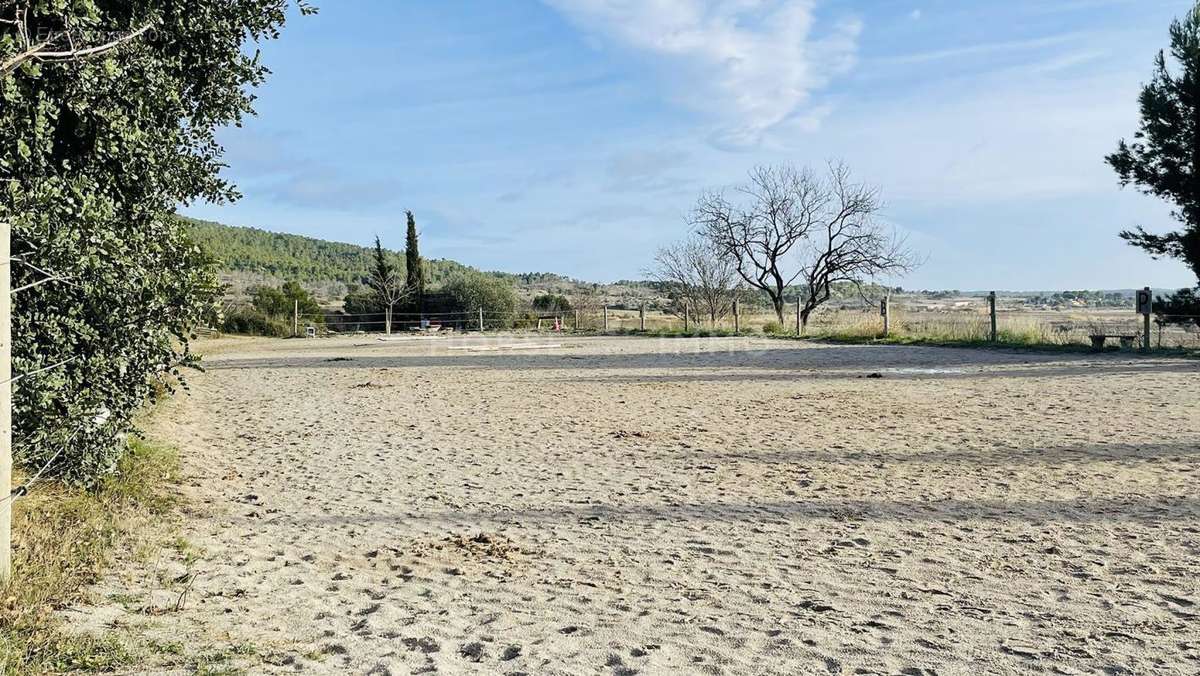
[882,33,1082,66]
[543,0,861,148]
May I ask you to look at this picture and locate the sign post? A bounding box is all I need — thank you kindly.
[880,296,890,337]
[1137,286,1152,351]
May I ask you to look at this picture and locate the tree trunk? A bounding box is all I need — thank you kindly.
[773,297,785,324]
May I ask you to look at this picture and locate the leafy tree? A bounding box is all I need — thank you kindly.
[1107,2,1200,283]
[443,273,518,329]
[405,210,424,305]
[532,293,573,313]
[250,281,321,320]
[1,1,311,483]
[366,236,409,333]
[343,287,383,316]
[1155,287,1200,328]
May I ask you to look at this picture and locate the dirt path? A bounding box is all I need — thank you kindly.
[69,335,1200,674]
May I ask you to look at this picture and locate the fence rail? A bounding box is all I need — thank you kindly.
[272,292,1200,352]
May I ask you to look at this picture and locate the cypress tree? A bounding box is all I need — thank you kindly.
[405,211,425,306]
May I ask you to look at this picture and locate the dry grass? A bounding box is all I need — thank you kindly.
[0,438,180,675]
[585,306,1200,352]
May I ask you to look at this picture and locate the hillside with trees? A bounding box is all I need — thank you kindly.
[182,217,476,292]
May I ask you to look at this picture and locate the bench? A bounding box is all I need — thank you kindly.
[1088,333,1136,350]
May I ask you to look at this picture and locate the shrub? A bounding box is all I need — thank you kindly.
[532,293,572,313]
[2,2,305,484]
[1155,287,1200,328]
[761,321,784,334]
[442,273,519,329]
[220,307,292,337]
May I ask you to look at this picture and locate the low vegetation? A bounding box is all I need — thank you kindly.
[0,438,180,675]
[442,273,520,329]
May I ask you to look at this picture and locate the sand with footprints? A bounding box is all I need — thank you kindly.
[66,334,1199,674]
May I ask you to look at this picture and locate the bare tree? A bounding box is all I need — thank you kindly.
[696,162,916,328]
[366,236,410,334]
[795,164,918,332]
[694,164,824,323]
[648,234,740,323]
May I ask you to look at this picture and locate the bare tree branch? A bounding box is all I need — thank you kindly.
[694,161,920,328]
[648,234,740,324]
[1,5,155,76]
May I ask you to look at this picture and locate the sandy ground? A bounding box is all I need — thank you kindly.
[66,334,1200,675]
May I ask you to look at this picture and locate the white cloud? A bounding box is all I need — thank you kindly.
[543,0,861,147]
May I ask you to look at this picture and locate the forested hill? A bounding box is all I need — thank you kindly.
[181,216,477,286]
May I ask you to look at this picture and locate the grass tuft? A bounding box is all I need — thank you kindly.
[0,438,180,675]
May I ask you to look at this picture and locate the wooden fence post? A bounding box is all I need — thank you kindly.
[684,305,689,332]
[478,307,484,332]
[574,309,579,331]
[1143,286,1152,351]
[603,306,608,332]
[733,299,740,333]
[293,299,299,337]
[639,304,645,331]
[988,291,997,342]
[882,296,890,337]
[0,221,11,582]
[795,296,801,335]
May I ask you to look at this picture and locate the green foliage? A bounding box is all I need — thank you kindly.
[185,217,475,288]
[760,321,785,335]
[1155,287,1200,327]
[1026,290,1130,307]
[250,281,321,318]
[1108,2,1200,282]
[405,211,424,300]
[442,273,518,329]
[343,286,383,316]
[532,293,572,313]
[0,2,306,483]
[220,307,291,337]
[366,235,405,304]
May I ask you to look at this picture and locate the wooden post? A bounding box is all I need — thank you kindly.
[0,221,10,582]
[684,305,690,332]
[639,304,645,331]
[385,306,392,335]
[882,296,890,337]
[293,299,299,337]
[795,296,801,335]
[733,299,740,333]
[1143,286,1152,351]
[603,306,608,332]
[988,291,997,342]
[478,307,484,332]
[574,309,579,331]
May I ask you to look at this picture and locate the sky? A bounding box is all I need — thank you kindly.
[182,0,1199,291]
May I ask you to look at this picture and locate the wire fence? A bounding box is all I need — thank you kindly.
[288,298,1200,351]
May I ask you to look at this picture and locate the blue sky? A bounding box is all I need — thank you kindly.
[183,0,1198,290]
